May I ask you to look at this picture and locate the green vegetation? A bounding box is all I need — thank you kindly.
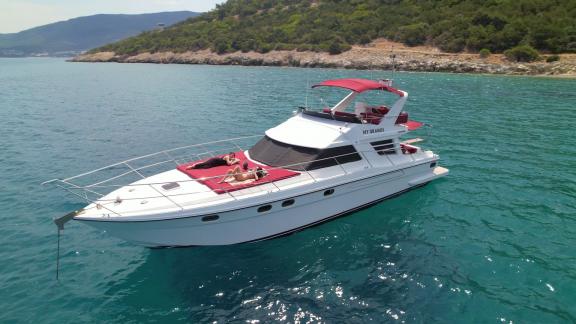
[93,0,576,56]
[504,45,540,62]
[479,48,491,59]
[546,54,560,62]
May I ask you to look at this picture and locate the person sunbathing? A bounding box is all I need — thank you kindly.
[186,152,240,170]
[218,166,267,183]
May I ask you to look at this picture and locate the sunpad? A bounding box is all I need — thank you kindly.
[176,151,300,194]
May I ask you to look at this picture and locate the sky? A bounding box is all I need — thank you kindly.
[0,0,226,33]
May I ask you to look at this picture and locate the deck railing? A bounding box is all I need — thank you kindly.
[43,135,425,216]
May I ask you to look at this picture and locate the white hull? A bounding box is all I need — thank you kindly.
[76,164,447,247]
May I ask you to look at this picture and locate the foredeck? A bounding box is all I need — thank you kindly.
[81,168,315,219]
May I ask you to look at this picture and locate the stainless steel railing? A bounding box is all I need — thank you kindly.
[43,135,427,216]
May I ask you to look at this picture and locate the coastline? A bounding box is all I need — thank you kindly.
[72,40,576,77]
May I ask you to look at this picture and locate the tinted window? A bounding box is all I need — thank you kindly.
[302,110,361,124]
[249,136,362,171]
[371,139,396,155]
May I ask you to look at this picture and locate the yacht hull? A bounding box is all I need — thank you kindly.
[76,165,447,247]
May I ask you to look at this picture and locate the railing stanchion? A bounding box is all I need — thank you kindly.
[123,162,146,179]
[54,182,122,217]
[163,151,179,166]
[62,179,104,198]
[359,151,374,169]
[335,158,348,176]
[230,139,244,152]
[303,168,316,183]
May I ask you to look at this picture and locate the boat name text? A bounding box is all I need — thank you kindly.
[363,128,385,135]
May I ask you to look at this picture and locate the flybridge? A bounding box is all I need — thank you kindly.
[300,78,420,131]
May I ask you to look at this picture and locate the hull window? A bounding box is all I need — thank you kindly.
[249,136,362,171]
[324,189,335,196]
[371,139,395,155]
[202,215,219,222]
[282,199,295,207]
[258,205,272,213]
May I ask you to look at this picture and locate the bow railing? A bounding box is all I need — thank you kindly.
[43,135,427,217]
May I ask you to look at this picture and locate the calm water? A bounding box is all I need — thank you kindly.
[1,58,575,323]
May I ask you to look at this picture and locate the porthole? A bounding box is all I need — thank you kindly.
[282,199,295,207]
[324,189,335,196]
[258,205,272,213]
[201,215,219,222]
[430,162,437,168]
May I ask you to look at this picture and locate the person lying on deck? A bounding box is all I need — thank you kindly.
[186,152,240,170]
[218,166,268,183]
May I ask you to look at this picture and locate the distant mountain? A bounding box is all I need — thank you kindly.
[0,11,199,57]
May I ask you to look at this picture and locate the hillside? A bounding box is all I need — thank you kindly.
[91,0,576,56]
[0,11,199,57]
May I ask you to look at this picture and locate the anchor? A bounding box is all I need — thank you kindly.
[54,208,84,280]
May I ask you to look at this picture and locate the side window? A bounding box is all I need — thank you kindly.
[370,139,395,155]
[248,135,362,171]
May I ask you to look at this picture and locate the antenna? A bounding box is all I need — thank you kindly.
[305,78,309,109]
[305,64,311,109]
[390,46,397,82]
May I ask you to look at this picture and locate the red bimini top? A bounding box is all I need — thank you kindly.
[312,78,404,97]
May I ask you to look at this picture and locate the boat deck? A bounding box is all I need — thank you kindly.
[81,167,316,219]
[176,150,300,194]
[45,135,437,221]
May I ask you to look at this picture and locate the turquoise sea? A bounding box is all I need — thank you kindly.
[1,58,575,323]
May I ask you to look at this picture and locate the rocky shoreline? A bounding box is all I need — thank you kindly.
[72,41,576,77]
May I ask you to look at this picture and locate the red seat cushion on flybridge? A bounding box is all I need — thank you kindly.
[176,151,300,194]
[405,120,424,131]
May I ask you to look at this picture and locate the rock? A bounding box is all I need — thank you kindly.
[70,48,576,77]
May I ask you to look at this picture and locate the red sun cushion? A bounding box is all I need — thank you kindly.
[176,151,300,194]
[406,120,423,131]
[400,143,418,154]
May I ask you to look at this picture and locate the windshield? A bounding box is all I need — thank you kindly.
[249,136,362,171]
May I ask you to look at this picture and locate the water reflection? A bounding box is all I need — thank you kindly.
[96,186,465,322]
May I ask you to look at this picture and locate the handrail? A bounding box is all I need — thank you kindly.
[62,134,261,182]
[44,136,428,215]
[47,150,423,197]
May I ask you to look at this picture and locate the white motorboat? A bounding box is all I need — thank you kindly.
[45,78,448,247]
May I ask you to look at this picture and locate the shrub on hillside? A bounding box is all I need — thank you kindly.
[546,54,560,62]
[504,45,540,62]
[479,48,491,58]
[328,41,344,55]
[213,38,230,54]
[396,23,429,46]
